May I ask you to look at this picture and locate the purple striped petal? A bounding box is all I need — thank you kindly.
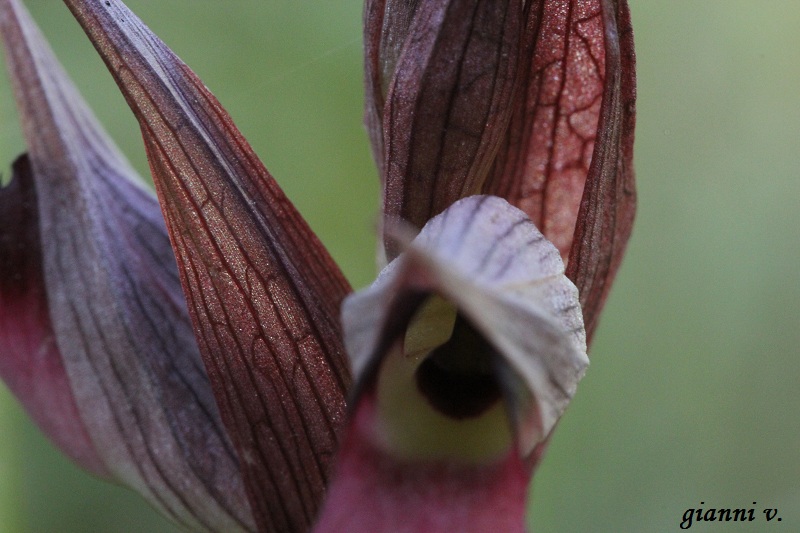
[61,0,353,530]
[0,155,107,477]
[0,1,254,530]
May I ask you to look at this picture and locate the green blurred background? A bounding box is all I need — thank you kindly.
[0,1,798,531]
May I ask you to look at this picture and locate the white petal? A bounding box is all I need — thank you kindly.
[342,195,588,456]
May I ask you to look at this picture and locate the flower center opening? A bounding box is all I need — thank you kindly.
[415,316,502,419]
[371,294,513,462]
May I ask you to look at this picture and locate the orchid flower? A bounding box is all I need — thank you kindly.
[0,0,635,532]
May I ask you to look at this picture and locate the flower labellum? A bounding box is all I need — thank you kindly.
[314,196,588,533]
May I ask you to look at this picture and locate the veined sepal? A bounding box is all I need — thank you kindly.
[60,0,352,530]
[0,0,254,530]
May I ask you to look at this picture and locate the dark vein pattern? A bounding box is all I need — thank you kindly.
[484,0,636,341]
[0,1,255,530]
[62,1,353,531]
[565,0,636,341]
[485,0,607,258]
[368,0,524,259]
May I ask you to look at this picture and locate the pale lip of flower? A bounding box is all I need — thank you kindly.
[0,1,635,532]
[313,194,589,533]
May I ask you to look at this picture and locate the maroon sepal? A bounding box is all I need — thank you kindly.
[484,0,637,340]
[62,1,353,530]
[365,0,527,259]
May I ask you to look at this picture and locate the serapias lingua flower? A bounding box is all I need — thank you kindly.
[0,0,635,531]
